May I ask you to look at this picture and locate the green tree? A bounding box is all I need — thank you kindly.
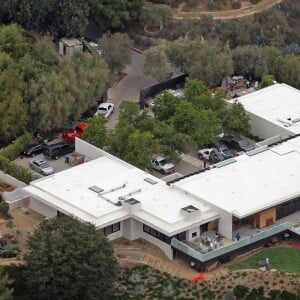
[260,74,276,88]
[0,24,29,60]
[144,46,173,82]
[51,0,89,37]
[0,60,27,138]
[153,91,182,121]
[232,45,267,79]
[24,217,119,300]
[191,109,222,147]
[223,102,251,137]
[98,33,133,76]
[124,130,158,170]
[233,285,249,299]
[277,55,300,89]
[88,0,144,30]
[82,116,108,148]
[0,273,12,300]
[261,46,282,78]
[185,42,233,87]
[141,4,172,27]
[0,201,9,217]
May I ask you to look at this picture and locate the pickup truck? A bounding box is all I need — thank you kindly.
[151,156,175,174]
[62,123,88,142]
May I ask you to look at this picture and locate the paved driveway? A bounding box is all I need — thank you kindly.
[106,50,158,129]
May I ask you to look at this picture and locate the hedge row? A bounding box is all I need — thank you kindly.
[0,155,32,184]
[0,133,31,161]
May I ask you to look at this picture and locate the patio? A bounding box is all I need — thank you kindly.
[183,211,300,255]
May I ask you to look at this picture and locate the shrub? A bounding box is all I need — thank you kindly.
[231,1,242,9]
[0,201,9,216]
[233,285,249,299]
[0,155,32,184]
[0,246,20,258]
[0,132,31,161]
[250,0,261,4]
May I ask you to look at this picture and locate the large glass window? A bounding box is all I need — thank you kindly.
[143,224,171,244]
[103,222,120,236]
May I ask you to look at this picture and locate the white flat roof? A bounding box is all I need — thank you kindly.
[175,137,300,218]
[24,155,217,234]
[234,83,300,134]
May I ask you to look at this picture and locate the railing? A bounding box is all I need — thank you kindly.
[171,222,295,262]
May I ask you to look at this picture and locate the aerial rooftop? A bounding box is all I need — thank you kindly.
[234,83,300,134]
[174,136,300,218]
[24,155,217,234]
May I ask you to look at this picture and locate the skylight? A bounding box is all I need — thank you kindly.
[88,186,104,193]
[144,177,157,185]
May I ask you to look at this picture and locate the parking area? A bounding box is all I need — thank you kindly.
[14,138,73,176]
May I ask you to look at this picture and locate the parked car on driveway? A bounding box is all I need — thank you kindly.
[95,103,114,118]
[43,141,74,160]
[151,156,175,174]
[29,160,54,176]
[222,136,255,152]
[62,123,88,142]
[198,148,223,163]
[21,143,45,157]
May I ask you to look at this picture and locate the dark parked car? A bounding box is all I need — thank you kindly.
[21,144,45,157]
[43,141,74,160]
[222,136,254,152]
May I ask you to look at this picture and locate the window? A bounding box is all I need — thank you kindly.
[103,222,120,236]
[192,232,197,238]
[143,224,171,244]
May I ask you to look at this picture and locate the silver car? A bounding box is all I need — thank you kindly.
[29,160,54,176]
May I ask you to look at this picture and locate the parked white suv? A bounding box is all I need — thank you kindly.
[151,156,175,174]
[198,148,223,163]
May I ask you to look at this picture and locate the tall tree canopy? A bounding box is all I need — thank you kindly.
[24,217,119,300]
[88,0,144,30]
[99,33,133,77]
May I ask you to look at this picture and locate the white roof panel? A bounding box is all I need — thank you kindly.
[175,137,300,218]
[234,84,300,134]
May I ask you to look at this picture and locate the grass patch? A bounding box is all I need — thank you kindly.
[228,248,300,274]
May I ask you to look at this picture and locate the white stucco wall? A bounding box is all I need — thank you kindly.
[187,226,200,241]
[29,198,57,218]
[247,112,293,140]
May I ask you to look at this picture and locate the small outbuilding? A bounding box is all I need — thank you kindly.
[59,38,83,58]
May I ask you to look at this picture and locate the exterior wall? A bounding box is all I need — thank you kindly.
[257,208,276,228]
[120,218,173,259]
[29,198,57,218]
[140,231,173,259]
[75,138,103,160]
[208,220,218,231]
[247,111,292,140]
[0,171,26,188]
[187,226,200,241]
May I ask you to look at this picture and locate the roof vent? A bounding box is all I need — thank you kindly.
[122,198,141,214]
[247,145,268,156]
[180,205,201,220]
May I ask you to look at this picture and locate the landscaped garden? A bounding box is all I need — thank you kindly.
[107,264,300,299]
[228,247,300,274]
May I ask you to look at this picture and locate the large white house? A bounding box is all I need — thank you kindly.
[231,83,300,141]
[22,138,300,270]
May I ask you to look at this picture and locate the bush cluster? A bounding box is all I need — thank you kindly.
[0,133,31,161]
[0,155,32,184]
